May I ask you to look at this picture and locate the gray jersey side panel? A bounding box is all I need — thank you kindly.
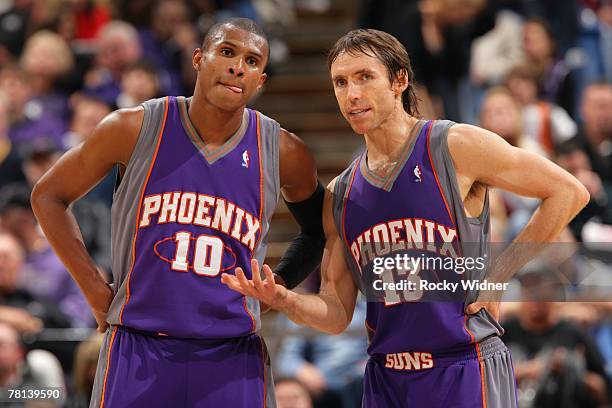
[428,120,504,341]
[331,161,367,294]
[249,111,281,331]
[106,97,167,325]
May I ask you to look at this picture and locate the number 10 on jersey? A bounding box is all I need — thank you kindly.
[171,232,224,277]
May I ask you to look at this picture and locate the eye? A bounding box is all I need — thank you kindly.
[362,73,372,80]
[247,57,258,66]
[335,78,346,87]
[220,48,232,56]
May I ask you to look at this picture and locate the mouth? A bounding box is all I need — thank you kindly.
[219,82,243,94]
[348,108,371,119]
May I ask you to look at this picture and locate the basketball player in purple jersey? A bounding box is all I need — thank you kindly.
[222,29,590,407]
[31,19,327,407]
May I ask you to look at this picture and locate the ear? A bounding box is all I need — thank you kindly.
[392,69,409,96]
[192,48,202,70]
[256,72,268,91]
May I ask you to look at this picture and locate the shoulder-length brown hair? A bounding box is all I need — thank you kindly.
[328,29,420,116]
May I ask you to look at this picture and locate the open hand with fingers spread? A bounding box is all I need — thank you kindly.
[221,259,289,311]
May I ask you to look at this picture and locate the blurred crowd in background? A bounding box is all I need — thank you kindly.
[0,0,610,407]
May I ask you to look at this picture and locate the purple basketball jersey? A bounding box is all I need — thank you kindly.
[105,96,280,339]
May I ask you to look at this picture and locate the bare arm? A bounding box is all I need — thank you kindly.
[31,107,143,330]
[448,124,590,315]
[279,128,318,202]
[221,180,358,334]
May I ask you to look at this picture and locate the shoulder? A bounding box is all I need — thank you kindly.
[96,105,144,137]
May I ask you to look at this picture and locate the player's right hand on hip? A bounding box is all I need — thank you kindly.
[221,259,289,311]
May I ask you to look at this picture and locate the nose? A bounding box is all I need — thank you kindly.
[228,58,245,77]
[347,81,361,101]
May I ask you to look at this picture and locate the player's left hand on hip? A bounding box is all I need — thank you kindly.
[221,259,288,311]
[465,300,500,322]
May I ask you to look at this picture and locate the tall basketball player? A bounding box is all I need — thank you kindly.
[221,29,590,407]
[31,19,326,407]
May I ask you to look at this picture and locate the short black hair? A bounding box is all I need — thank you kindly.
[202,18,268,54]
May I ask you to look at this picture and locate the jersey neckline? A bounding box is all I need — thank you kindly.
[359,119,427,192]
[177,96,250,164]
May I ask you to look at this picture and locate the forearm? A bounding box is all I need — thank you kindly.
[31,188,112,312]
[490,189,587,283]
[278,290,350,335]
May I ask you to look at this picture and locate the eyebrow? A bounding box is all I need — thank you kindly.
[332,68,375,82]
[218,40,264,59]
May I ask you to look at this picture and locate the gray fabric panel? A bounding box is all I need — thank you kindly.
[428,120,502,341]
[249,110,281,331]
[260,336,277,408]
[330,161,367,294]
[106,97,167,325]
[89,328,115,408]
[481,338,518,408]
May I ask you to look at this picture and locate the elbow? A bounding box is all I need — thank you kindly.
[571,180,590,213]
[324,323,349,336]
[30,182,44,216]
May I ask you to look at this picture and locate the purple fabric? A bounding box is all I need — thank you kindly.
[32,92,71,122]
[100,327,267,407]
[138,29,185,96]
[20,245,93,327]
[342,121,473,355]
[362,356,482,407]
[120,97,262,338]
[8,114,67,148]
[84,77,121,108]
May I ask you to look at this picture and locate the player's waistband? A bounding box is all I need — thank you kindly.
[371,335,508,371]
[113,325,259,344]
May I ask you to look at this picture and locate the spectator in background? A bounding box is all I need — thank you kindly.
[19,30,75,122]
[276,377,314,408]
[503,298,609,407]
[0,64,66,148]
[0,93,26,190]
[0,321,66,407]
[65,332,103,408]
[555,139,612,241]
[575,81,612,183]
[276,300,367,408]
[522,17,577,117]
[470,6,524,88]
[116,62,161,109]
[0,232,69,331]
[505,63,578,156]
[70,0,111,43]
[138,0,198,96]
[19,139,112,275]
[359,0,495,122]
[480,87,543,241]
[0,184,93,328]
[84,21,142,107]
[576,1,612,94]
[480,86,545,154]
[62,94,115,207]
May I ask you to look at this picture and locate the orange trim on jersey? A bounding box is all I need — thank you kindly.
[241,113,263,333]
[99,326,118,408]
[119,96,169,324]
[364,319,376,333]
[463,314,487,408]
[426,120,455,225]
[252,112,264,252]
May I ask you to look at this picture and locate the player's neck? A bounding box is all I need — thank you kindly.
[364,108,418,165]
[187,93,245,145]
